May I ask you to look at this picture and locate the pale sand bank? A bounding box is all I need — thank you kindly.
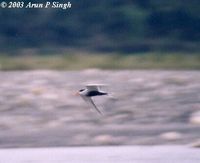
[0,146,199,163]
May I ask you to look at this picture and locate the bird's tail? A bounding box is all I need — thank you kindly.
[107,93,118,101]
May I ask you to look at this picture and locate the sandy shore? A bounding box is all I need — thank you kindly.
[0,146,199,163]
[0,70,200,147]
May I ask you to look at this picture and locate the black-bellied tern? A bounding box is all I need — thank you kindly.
[76,84,107,115]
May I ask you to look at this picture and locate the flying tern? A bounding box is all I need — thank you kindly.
[76,84,108,115]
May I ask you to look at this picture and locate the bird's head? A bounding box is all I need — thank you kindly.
[74,89,85,96]
[79,89,85,92]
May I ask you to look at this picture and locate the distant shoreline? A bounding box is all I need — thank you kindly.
[0,52,199,70]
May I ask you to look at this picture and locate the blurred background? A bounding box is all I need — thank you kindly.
[0,0,200,148]
[0,0,200,69]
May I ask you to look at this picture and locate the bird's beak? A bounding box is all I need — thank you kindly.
[74,91,79,96]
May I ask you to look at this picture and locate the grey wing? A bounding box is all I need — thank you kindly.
[86,84,107,91]
[86,85,99,91]
[81,96,102,115]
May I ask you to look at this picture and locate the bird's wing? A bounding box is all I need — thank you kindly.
[86,84,107,91]
[81,96,102,115]
[86,85,99,91]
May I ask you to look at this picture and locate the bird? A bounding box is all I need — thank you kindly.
[76,84,108,115]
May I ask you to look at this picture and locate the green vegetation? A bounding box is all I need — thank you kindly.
[1,1,199,69]
[0,0,200,53]
[0,53,199,70]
